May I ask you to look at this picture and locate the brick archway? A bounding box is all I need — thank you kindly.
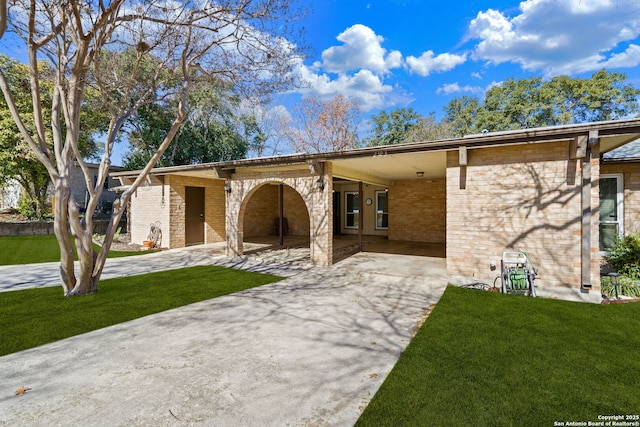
[240,182,310,244]
[225,168,333,266]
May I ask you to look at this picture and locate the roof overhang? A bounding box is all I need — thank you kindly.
[110,118,640,183]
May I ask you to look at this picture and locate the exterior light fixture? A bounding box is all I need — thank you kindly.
[223,181,231,193]
[416,171,424,178]
[608,272,621,299]
[316,178,325,191]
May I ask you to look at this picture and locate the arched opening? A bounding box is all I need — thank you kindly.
[240,182,311,253]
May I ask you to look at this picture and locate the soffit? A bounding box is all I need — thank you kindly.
[332,151,446,183]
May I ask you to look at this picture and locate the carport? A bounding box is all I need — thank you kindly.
[113,118,640,301]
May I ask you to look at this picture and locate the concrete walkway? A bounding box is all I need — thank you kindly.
[0,248,447,426]
[0,243,316,292]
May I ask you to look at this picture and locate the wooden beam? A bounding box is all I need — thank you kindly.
[309,160,324,175]
[570,135,588,159]
[458,146,468,166]
[213,166,234,179]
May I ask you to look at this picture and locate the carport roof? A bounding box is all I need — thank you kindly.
[111,117,640,183]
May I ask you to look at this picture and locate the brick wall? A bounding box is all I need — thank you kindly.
[243,184,278,236]
[167,175,225,248]
[129,175,224,249]
[130,184,171,246]
[388,178,446,242]
[284,185,311,236]
[446,141,601,301]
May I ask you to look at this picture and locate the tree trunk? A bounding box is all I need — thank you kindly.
[53,177,76,295]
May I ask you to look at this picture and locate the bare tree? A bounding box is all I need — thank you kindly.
[0,0,304,295]
[278,94,361,153]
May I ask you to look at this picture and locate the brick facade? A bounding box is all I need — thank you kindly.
[446,141,601,302]
[117,119,640,304]
[129,175,224,248]
[388,178,446,243]
[130,184,171,246]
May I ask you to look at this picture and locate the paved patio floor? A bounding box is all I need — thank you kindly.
[0,249,447,426]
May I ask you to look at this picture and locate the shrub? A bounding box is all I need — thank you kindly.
[601,275,640,298]
[606,234,640,279]
[17,194,39,219]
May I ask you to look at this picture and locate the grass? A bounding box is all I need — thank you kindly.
[356,285,640,426]
[0,265,283,356]
[0,234,147,265]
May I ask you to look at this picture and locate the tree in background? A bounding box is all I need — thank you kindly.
[122,83,253,169]
[278,94,361,153]
[365,107,421,146]
[0,0,304,295]
[0,54,104,218]
[365,107,459,146]
[442,96,481,137]
[0,55,51,219]
[404,113,456,143]
[443,70,640,135]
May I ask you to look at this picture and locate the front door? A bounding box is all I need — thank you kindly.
[185,186,205,246]
[599,174,623,251]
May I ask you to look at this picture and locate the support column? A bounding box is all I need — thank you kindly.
[581,130,599,290]
[358,181,363,252]
[279,184,284,247]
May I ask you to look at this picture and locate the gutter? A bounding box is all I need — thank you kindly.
[110,117,640,179]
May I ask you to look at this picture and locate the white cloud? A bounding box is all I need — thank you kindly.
[321,24,403,74]
[406,50,467,76]
[294,63,393,111]
[467,0,640,75]
[436,82,482,95]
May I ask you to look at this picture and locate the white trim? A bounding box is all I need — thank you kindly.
[599,173,624,252]
[344,191,359,229]
[375,190,388,230]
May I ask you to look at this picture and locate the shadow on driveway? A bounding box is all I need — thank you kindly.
[0,252,447,426]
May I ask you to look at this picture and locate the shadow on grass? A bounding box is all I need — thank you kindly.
[0,234,150,266]
[0,265,283,356]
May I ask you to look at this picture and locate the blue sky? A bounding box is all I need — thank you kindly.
[284,0,640,120]
[1,0,640,163]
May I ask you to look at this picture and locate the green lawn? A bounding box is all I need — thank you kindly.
[357,286,640,426]
[0,265,283,356]
[0,234,148,265]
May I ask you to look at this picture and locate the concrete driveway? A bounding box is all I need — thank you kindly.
[0,251,447,426]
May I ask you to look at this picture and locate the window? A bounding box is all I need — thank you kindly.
[375,190,388,229]
[599,174,624,252]
[345,192,359,228]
